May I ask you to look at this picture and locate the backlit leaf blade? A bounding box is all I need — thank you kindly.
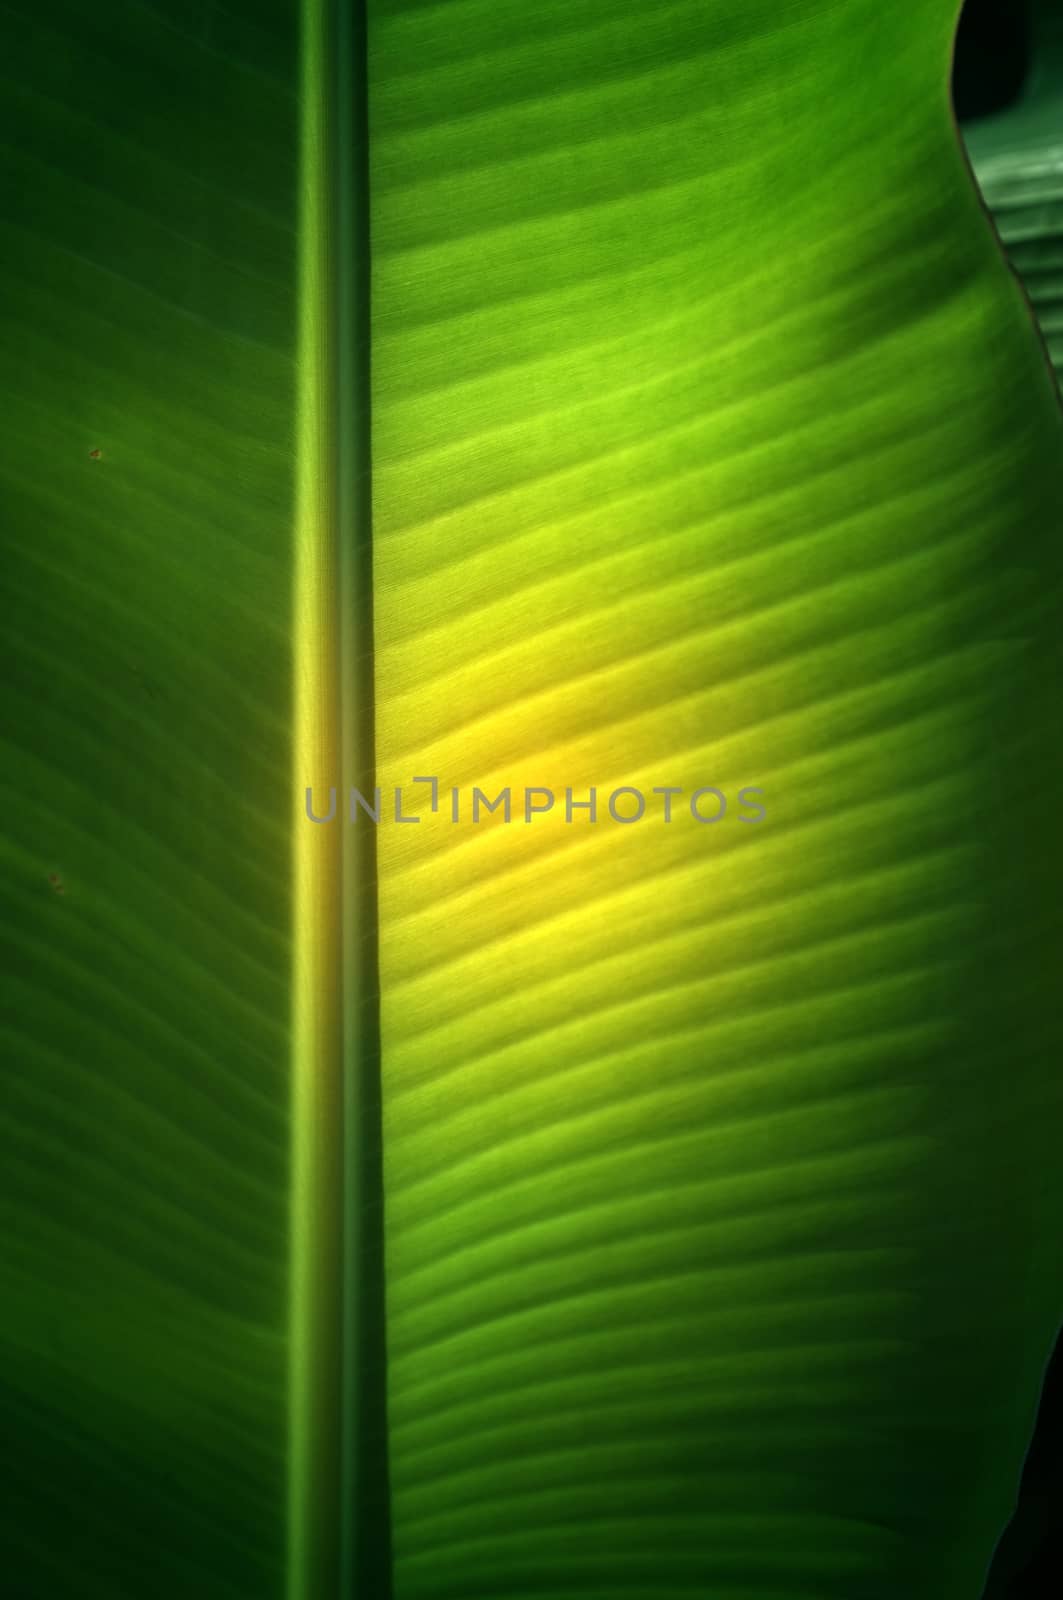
[2,4,1063,1600]
[369,2,1063,1596]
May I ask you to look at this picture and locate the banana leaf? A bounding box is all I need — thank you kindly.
[3,3,1063,1599]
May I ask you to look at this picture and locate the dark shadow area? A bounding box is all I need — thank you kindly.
[981,1330,1063,1597]
[952,0,1032,121]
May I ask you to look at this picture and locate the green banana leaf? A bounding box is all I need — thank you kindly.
[3,3,1063,1599]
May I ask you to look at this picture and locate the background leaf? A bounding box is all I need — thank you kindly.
[962,1,1063,383]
